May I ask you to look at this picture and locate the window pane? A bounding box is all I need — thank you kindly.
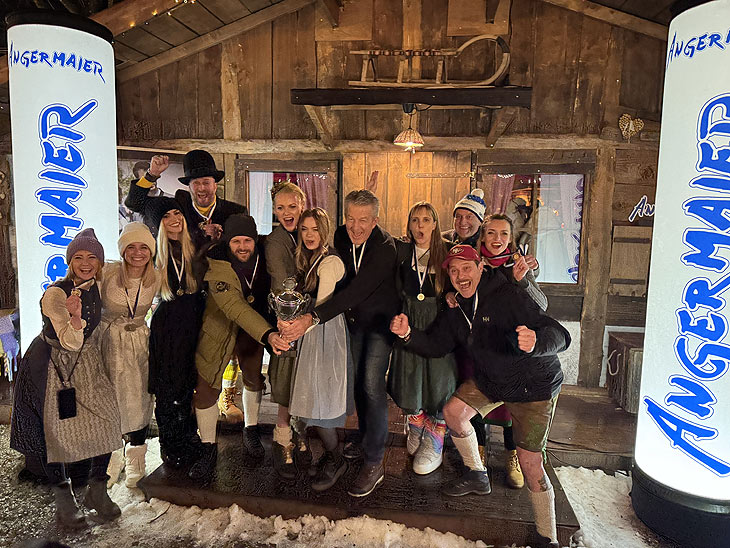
[535,174,584,284]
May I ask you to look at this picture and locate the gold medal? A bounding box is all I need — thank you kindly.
[513,253,521,262]
[417,293,425,301]
[176,288,184,296]
[247,295,255,304]
[124,324,137,332]
[71,289,81,297]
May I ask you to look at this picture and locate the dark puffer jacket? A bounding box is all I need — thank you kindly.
[405,269,569,403]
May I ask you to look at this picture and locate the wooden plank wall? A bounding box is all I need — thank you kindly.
[342,151,471,235]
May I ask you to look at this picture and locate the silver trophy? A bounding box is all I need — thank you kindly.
[268,277,311,347]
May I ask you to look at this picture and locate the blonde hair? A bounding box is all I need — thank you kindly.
[156,215,198,301]
[406,201,448,295]
[295,208,332,294]
[271,181,306,205]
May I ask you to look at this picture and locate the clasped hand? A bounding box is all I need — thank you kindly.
[277,314,313,343]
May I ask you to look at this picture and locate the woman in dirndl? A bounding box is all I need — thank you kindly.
[10,229,122,528]
[99,222,160,488]
[388,202,458,475]
[264,181,308,478]
[287,207,354,491]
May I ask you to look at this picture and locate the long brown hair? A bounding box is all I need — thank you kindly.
[295,208,332,294]
[481,213,517,254]
[406,201,448,295]
[156,215,198,301]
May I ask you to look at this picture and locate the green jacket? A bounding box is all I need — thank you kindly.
[195,258,274,388]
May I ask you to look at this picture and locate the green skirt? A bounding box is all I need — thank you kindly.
[387,295,458,416]
[268,347,297,407]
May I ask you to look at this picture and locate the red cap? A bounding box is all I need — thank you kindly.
[441,244,481,269]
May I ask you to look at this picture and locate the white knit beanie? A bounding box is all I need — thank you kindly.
[118,222,156,256]
[453,188,486,221]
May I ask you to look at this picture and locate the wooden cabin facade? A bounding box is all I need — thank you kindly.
[0,0,670,392]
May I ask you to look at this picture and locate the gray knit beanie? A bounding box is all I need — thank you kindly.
[66,228,104,264]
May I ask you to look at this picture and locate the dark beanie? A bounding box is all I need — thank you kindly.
[144,196,183,230]
[66,228,104,263]
[224,214,258,243]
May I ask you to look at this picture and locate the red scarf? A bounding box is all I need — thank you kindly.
[481,244,512,267]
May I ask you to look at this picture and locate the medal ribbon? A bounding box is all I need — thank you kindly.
[242,254,259,294]
[196,200,217,225]
[412,246,430,297]
[352,242,366,274]
[457,292,479,332]
[171,254,185,293]
[124,280,142,319]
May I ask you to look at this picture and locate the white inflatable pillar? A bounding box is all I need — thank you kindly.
[6,11,118,351]
[634,1,730,544]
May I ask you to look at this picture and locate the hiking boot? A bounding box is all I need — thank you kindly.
[406,411,427,456]
[347,461,384,497]
[124,443,147,488]
[505,449,524,489]
[242,425,265,459]
[442,469,492,497]
[342,441,361,460]
[188,443,218,482]
[413,418,445,475]
[272,441,298,480]
[218,387,243,424]
[83,478,121,521]
[53,480,86,529]
[311,451,348,492]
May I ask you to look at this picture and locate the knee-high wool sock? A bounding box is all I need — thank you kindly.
[221,361,239,389]
[195,404,219,444]
[243,388,262,428]
[273,424,292,446]
[529,481,558,543]
[451,429,486,472]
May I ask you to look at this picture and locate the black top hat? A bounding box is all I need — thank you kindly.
[178,150,225,185]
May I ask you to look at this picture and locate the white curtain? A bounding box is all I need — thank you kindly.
[536,174,584,284]
[248,172,274,236]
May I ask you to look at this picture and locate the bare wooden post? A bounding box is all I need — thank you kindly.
[0,155,15,309]
[579,146,616,387]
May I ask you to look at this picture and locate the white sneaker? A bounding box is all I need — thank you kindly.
[124,442,147,488]
[106,448,125,488]
[413,429,444,475]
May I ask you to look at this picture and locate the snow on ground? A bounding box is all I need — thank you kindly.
[1,426,678,548]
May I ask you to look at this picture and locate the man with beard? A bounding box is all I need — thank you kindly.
[189,214,290,481]
[126,151,246,249]
[390,245,569,548]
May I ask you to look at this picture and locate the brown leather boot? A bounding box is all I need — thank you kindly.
[217,387,243,424]
[347,461,384,497]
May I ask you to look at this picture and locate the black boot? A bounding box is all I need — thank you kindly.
[293,426,312,469]
[272,441,298,480]
[242,426,265,459]
[311,451,347,492]
[188,443,218,482]
[53,480,87,529]
[83,478,121,521]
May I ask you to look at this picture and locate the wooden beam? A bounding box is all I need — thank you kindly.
[223,153,237,201]
[600,27,625,141]
[117,0,315,83]
[318,0,342,27]
[304,105,335,150]
[291,87,532,108]
[221,39,242,141]
[117,133,658,155]
[403,0,422,80]
[579,146,616,388]
[0,0,180,84]
[540,0,668,41]
[484,106,517,148]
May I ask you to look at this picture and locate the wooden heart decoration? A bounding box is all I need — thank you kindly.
[619,113,644,142]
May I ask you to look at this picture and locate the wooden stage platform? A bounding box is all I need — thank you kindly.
[139,386,634,546]
[139,427,578,547]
